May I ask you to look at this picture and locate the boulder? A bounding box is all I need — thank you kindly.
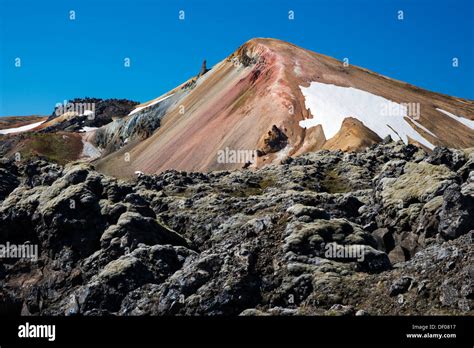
[439,184,474,239]
[100,212,188,250]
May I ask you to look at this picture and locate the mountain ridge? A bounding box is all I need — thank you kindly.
[1,38,473,175]
[92,38,474,177]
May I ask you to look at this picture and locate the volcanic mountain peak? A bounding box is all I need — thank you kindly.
[229,38,277,64]
[92,38,473,177]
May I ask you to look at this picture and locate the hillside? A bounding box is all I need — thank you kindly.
[93,38,474,177]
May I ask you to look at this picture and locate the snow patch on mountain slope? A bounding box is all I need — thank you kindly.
[80,126,99,133]
[129,94,175,116]
[299,82,435,149]
[436,108,474,129]
[80,110,95,117]
[0,120,45,135]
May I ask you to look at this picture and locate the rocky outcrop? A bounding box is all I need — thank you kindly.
[44,98,139,133]
[198,59,209,77]
[94,87,192,153]
[0,141,472,316]
[323,117,382,152]
[0,159,19,200]
[258,125,288,156]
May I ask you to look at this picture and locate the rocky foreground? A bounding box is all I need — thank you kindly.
[0,141,473,316]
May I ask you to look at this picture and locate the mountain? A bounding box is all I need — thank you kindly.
[36,98,139,133]
[93,38,474,177]
[0,99,138,165]
[0,115,47,132]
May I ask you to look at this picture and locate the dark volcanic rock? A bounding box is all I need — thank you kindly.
[46,98,139,132]
[389,276,414,296]
[438,184,474,239]
[0,141,472,316]
[259,125,288,155]
[0,159,19,200]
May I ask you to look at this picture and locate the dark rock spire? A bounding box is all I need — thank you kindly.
[198,59,209,77]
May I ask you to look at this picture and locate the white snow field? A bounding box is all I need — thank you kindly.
[0,120,45,135]
[128,94,175,116]
[80,110,95,117]
[298,82,435,149]
[436,108,474,130]
[80,126,99,133]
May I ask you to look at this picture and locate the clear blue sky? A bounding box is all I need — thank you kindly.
[0,0,473,116]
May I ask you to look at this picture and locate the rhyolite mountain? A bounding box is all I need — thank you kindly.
[90,38,474,178]
[1,38,473,175]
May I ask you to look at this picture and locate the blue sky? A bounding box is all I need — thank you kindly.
[0,0,473,116]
